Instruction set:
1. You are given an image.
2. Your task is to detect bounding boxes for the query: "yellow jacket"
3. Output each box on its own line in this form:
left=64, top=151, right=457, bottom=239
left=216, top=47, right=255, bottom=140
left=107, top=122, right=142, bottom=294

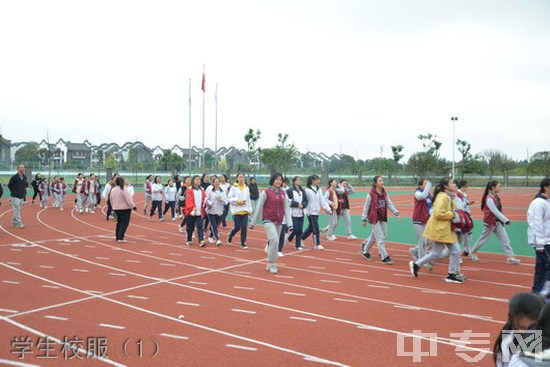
left=423, top=192, right=457, bottom=244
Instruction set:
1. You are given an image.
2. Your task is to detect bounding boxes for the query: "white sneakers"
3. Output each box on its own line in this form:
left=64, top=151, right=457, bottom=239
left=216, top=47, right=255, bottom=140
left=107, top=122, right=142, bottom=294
left=314, top=245, right=325, bottom=250
left=278, top=251, right=284, bottom=257
left=327, top=235, right=337, bottom=241
left=507, top=257, right=521, bottom=264
left=347, top=235, right=357, bottom=240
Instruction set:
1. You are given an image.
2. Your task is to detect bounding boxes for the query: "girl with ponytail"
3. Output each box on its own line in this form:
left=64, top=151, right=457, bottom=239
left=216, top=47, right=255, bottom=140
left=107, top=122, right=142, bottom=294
left=469, top=180, right=521, bottom=264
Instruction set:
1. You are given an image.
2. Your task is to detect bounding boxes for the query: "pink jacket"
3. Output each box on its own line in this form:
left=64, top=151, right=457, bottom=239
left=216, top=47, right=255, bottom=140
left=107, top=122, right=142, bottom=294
left=110, top=186, right=135, bottom=210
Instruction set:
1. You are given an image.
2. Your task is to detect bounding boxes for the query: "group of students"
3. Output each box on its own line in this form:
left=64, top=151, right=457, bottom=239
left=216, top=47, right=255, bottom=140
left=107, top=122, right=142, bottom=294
left=29, top=172, right=102, bottom=212
left=406, top=177, right=528, bottom=283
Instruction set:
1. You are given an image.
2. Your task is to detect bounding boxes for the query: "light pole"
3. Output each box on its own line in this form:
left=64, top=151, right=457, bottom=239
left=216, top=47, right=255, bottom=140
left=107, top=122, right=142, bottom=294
left=451, top=117, right=458, bottom=179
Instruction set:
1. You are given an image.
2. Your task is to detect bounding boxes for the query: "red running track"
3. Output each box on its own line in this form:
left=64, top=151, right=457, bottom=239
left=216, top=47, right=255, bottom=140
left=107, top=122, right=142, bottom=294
left=0, top=193, right=535, bottom=366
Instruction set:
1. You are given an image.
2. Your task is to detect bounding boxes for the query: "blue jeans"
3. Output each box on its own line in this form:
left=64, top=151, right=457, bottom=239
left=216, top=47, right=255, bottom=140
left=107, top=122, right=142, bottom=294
left=163, top=201, right=176, bottom=218
left=186, top=215, right=204, bottom=242
left=208, top=214, right=221, bottom=241
left=229, top=214, right=248, bottom=245
left=533, top=246, right=550, bottom=294
left=288, top=216, right=304, bottom=249
left=221, top=204, right=229, bottom=227
left=302, top=215, right=320, bottom=246
left=150, top=200, right=163, bottom=219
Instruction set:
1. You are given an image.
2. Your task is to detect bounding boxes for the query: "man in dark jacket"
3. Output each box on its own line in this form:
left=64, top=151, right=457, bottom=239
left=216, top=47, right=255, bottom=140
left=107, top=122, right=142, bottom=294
left=8, top=164, right=28, bottom=228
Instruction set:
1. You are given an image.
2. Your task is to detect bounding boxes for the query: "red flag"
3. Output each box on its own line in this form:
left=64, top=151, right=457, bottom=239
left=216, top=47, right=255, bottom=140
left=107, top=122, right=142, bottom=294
left=201, top=72, right=205, bottom=93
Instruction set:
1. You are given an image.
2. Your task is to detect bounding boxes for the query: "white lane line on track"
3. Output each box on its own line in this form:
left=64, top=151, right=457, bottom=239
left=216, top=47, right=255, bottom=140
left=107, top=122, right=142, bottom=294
left=44, top=315, right=69, bottom=321
left=109, top=273, right=127, bottom=277
left=127, top=295, right=149, bottom=300
left=231, top=309, right=257, bottom=314
left=334, top=298, right=358, bottom=303
left=289, top=316, right=317, bottom=322
left=42, top=285, right=60, bottom=289
left=283, top=292, right=306, bottom=297
left=39, top=265, right=55, bottom=269
left=0, top=308, right=19, bottom=313
left=176, top=302, right=200, bottom=307
left=233, top=286, right=254, bottom=290
left=3, top=280, right=20, bottom=284
left=226, top=344, right=258, bottom=351
left=159, top=333, right=189, bottom=340
left=99, top=323, right=126, bottom=330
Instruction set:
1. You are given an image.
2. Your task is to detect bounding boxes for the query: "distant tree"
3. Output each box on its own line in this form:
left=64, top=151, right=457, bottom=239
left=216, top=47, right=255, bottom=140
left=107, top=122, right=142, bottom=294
left=391, top=145, right=404, bottom=166
left=158, top=149, right=185, bottom=172
left=484, top=150, right=514, bottom=179
left=259, top=133, right=300, bottom=174
left=350, top=159, right=366, bottom=183
left=105, top=152, right=116, bottom=169
left=14, top=143, right=41, bottom=165
left=244, top=128, right=261, bottom=165
left=457, top=139, right=472, bottom=178
left=406, top=134, right=443, bottom=177
left=530, top=151, right=550, bottom=177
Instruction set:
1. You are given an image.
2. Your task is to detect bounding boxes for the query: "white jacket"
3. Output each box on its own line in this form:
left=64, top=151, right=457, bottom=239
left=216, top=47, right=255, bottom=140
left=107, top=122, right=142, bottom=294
left=305, top=186, right=331, bottom=216
left=205, top=187, right=228, bottom=216
left=151, top=183, right=164, bottom=201
left=164, top=185, right=177, bottom=202
left=227, top=184, right=252, bottom=215
left=527, top=194, right=550, bottom=249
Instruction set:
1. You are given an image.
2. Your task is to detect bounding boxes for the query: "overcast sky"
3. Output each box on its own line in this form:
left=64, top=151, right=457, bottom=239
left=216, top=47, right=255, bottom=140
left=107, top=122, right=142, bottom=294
left=0, top=0, right=548, bottom=162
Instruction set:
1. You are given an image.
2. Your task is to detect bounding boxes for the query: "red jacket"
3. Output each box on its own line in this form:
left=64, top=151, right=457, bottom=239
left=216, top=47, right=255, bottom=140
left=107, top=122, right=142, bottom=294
left=184, top=186, right=206, bottom=216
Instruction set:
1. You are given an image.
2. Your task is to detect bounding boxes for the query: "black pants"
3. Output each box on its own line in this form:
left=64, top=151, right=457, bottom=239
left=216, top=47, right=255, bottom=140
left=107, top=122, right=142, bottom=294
left=114, top=209, right=132, bottom=241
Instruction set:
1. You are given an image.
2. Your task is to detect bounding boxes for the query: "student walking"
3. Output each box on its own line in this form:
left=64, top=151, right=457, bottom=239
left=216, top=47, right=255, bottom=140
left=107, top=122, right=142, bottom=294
left=8, top=164, right=29, bottom=228
left=205, top=177, right=228, bottom=245
left=53, top=177, right=67, bottom=211
left=85, top=173, right=99, bottom=213
left=220, top=174, right=231, bottom=228
left=409, top=178, right=464, bottom=283
left=249, top=177, right=260, bottom=213
left=31, top=173, right=42, bottom=205
left=528, top=178, right=550, bottom=297
left=163, top=178, right=178, bottom=221
left=324, top=178, right=340, bottom=241
left=72, top=173, right=87, bottom=214
left=287, top=176, right=309, bottom=251
left=301, top=175, right=332, bottom=250
left=38, top=177, right=50, bottom=208
left=468, top=180, right=521, bottom=264
left=361, top=176, right=401, bottom=265
left=455, top=180, right=475, bottom=256
left=177, top=176, right=191, bottom=232
left=184, top=175, right=206, bottom=246
left=250, top=172, right=292, bottom=274
left=149, top=175, right=164, bottom=221
left=337, top=179, right=357, bottom=240
left=409, top=179, right=433, bottom=261
left=227, top=172, right=252, bottom=249
left=110, top=177, right=137, bottom=243
left=143, top=175, right=153, bottom=215
left=102, top=173, right=119, bottom=221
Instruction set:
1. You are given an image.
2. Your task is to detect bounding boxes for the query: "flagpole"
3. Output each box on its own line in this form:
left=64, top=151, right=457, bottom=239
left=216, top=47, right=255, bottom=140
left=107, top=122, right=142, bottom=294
left=188, top=78, right=192, bottom=175
left=201, top=64, right=205, bottom=170
left=215, top=83, right=218, bottom=170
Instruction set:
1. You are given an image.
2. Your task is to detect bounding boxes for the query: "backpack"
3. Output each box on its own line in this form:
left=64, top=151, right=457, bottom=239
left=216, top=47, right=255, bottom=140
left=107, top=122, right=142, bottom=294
left=452, top=209, right=474, bottom=233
